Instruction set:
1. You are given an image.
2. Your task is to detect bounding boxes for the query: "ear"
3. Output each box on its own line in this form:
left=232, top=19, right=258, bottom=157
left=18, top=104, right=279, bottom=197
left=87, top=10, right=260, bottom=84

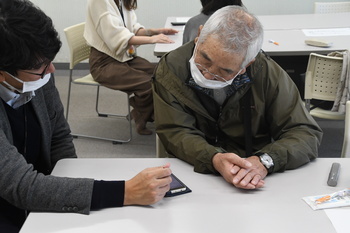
left=197, top=25, right=203, bottom=37
left=239, top=59, right=256, bottom=75
left=194, top=25, right=204, bottom=44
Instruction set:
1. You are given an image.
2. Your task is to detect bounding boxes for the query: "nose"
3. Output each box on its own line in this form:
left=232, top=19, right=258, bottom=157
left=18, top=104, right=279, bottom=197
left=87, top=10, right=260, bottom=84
left=202, top=71, right=215, bottom=80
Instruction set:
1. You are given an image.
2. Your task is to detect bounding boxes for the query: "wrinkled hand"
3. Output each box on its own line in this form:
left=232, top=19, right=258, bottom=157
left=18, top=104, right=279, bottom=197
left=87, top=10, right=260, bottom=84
left=213, top=153, right=267, bottom=189
left=124, top=163, right=172, bottom=205
left=213, top=153, right=252, bottom=185
left=151, top=34, right=174, bottom=44
left=231, top=156, right=267, bottom=189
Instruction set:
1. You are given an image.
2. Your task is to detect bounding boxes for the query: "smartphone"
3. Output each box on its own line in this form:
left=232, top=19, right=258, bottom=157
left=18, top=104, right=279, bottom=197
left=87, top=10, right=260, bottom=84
left=165, top=173, right=191, bottom=197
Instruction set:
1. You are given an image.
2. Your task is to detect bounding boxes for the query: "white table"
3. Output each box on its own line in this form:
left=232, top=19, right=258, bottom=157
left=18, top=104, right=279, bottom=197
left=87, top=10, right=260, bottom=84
left=262, top=29, right=350, bottom=56
left=154, top=13, right=350, bottom=57
left=257, top=12, right=350, bottom=30
left=20, top=158, right=350, bottom=233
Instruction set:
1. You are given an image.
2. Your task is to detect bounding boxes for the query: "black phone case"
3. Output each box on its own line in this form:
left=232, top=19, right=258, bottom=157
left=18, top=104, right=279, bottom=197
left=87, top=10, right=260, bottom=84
left=165, top=173, right=192, bottom=197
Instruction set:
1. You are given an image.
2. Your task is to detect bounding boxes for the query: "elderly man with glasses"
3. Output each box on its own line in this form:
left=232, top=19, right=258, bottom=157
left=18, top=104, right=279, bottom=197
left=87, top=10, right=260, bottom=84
left=153, top=6, right=323, bottom=189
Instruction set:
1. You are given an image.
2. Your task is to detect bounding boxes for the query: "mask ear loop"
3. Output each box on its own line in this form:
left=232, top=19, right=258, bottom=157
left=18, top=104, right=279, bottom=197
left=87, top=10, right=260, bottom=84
left=4, top=72, right=24, bottom=93
left=2, top=81, right=21, bottom=93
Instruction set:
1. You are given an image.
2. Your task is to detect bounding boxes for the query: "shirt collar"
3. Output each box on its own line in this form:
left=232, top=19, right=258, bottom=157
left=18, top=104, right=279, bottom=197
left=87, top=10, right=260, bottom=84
left=0, top=83, right=35, bottom=108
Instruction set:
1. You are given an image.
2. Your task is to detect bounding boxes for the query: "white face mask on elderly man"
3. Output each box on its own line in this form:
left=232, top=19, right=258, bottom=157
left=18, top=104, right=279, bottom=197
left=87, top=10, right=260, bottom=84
left=189, top=55, right=242, bottom=90
left=3, top=72, right=51, bottom=93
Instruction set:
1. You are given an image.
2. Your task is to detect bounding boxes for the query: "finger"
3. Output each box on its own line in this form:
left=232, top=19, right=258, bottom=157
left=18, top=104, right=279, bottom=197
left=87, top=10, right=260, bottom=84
left=256, top=180, right=265, bottom=188
left=158, top=183, right=171, bottom=192
left=230, top=165, right=240, bottom=175
left=250, top=175, right=261, bottom=186
left=162, top=163, right=171, bottom=169
left=163, top=37, right=174, bottom=43
left=167, top=30, right=178, bottom=35
left=156, top=175, right=172, bottom=187
left=232, top=169, right=249, bottom=185
left=234, top=182, right=256, bottom=189
left=227, top=155, right=252, bottom=169
left=150, top=165, right=172, bottom=179
left=239, top=172, right=253, bottom=186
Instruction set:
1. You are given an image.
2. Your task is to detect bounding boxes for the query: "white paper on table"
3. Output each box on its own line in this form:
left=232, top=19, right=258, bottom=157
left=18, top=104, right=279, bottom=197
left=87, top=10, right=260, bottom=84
left=325, top=208, right=350, bottom=233
left=302, top=192, right=350, bottom=210
left=302, top=28, right=350, bottom=37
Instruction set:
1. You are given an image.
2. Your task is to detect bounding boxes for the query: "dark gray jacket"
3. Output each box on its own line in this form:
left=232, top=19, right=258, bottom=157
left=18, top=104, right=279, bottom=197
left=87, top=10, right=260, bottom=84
left=0, top=77, right=94, bottom=214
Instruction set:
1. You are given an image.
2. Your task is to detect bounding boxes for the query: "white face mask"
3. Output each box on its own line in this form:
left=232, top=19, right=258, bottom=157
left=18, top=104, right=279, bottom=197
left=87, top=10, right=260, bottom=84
left=189, top=47, right=242, bottom=89
left=3, top=72, right=51, bottom=93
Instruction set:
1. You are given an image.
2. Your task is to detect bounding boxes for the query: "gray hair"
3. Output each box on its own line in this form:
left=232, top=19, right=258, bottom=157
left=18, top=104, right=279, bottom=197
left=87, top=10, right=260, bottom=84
left=197, top=6, right=264, bottom=68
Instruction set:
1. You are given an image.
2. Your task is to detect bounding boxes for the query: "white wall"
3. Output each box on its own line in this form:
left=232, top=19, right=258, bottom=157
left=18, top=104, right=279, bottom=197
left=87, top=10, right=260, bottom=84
left=30, top=0, right=347, bottom=64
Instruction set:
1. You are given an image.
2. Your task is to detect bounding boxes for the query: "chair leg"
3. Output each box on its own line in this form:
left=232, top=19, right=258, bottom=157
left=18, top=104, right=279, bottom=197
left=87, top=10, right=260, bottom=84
left=65, top=69, right=74, bottom=120
left=126, top=94, right=132, bottom=143
left=95, top=86, right=129, bottom=119
left=95, top=86, right=108, bottom=118
left=71, top=86, right=132, bottom=144
left=305, top=99, right=311, bottom=112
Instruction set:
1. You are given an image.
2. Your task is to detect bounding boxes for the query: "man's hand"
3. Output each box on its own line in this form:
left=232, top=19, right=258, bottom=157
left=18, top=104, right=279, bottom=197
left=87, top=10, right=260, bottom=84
left=213, top=153, right=267, bottom=189
left=231, top=156, right=267, bottom=189
left=212, top=153, right=252, bottom=185
left=124, top=163, right=172, bottom=206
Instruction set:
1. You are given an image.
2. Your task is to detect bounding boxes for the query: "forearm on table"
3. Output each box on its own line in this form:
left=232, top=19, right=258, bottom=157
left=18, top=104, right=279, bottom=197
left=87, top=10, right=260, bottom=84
left=136, top=28, right=156, bottom=36
left=128, top=35, right=154, bottom=45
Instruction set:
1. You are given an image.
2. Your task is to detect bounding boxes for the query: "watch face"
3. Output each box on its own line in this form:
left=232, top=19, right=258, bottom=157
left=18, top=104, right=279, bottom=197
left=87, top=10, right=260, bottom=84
left=260, top=154, right=273, bottom=168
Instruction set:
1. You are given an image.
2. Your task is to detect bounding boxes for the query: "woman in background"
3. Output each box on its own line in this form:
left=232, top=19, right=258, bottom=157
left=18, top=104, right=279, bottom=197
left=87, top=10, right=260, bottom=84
left=183, top=0, right=243, bottom=44
left=84, top=0, right=177, bottom=135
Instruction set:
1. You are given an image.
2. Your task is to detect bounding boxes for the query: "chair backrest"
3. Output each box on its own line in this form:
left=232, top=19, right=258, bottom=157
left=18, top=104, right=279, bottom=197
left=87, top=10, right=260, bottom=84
left=314, top=2, right=350, bottom=14
left=304, top=53, right=343, bottom=102
left=64, top=22, right=90, bottom=69
left=341, top=101, right=350, bottom=157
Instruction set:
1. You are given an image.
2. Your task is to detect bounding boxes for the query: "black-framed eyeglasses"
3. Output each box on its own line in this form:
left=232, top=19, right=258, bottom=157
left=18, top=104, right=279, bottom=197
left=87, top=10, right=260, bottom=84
left=20, top=62, right=51, bottom=79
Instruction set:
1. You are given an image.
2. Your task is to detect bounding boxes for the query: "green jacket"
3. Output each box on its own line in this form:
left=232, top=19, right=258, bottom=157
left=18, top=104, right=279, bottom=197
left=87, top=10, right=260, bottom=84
left=152, top=41, right=323, bottom=174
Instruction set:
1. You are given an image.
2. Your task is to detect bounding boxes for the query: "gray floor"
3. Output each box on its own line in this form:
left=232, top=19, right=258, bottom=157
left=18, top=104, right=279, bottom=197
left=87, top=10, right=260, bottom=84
left=54, top=69, right=344, bottom=159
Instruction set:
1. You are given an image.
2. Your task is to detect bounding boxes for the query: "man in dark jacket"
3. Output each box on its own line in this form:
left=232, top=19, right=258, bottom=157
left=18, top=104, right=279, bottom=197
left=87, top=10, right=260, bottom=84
left=153, top=6, right=322, bottom=190
left=0, top=1, right=171, bottom=232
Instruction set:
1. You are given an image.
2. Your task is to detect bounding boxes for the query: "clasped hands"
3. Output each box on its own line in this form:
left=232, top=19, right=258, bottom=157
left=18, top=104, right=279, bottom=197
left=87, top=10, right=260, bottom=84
left=213, top=153, right=268, bottom=189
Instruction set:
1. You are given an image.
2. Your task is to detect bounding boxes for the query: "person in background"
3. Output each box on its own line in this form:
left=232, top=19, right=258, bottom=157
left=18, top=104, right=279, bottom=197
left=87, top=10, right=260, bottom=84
left=84, top=0, right=178, bottom=135
left=0, top=1, right=172, bottom=232
left=182, top=0, right=243, bottom=44
left=153, top=6, right=322, bottom=190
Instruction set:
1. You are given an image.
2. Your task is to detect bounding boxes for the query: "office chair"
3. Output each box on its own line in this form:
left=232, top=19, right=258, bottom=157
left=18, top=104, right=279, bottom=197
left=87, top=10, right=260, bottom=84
left=314, top=2, right=350, bottom=14
left=341, top=101, right=350, bottom=157
left=304, top=53, right=345, bottom=120
left=64, top=22, right=132, bottom=144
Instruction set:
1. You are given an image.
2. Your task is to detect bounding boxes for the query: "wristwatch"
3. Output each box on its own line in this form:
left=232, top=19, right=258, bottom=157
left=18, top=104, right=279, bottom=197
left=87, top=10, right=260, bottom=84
left=256, top=152, right=274, bottom=174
